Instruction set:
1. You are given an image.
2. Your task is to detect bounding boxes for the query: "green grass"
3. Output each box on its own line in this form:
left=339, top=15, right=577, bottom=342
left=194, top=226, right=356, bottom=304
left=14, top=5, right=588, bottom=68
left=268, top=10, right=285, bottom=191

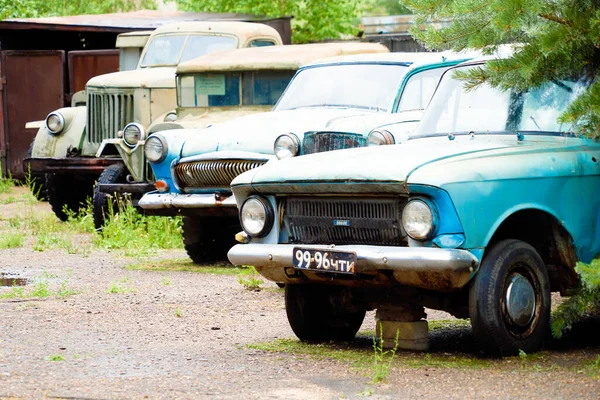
left=0, top=173, right=15, bottom=194
left=47, top=354, right=65, bottom=362
left=107, top=276, right=136, bottom=294
left=0, top=271, right=78, bottom=300
left=125, top=258, right=243, bottom=275
left=237, top=266, right=264, bottom=290
left=0, top=231, right=25, bottom=249
left=175, top=307, right=183, bottom=318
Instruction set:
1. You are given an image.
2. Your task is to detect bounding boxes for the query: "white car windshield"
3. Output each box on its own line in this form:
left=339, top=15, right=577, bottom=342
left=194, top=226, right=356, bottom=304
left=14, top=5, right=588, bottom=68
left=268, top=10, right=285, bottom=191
left=274, top=64, right=408, bottom=112
left=413, top=64, right=585, bottom=137
left=141, top=34, right=237, bottom=67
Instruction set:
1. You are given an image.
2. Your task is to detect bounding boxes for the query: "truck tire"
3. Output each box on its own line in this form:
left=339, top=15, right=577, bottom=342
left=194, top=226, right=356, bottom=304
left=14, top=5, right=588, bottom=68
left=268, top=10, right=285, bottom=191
left=182, top=216, right=238, bottom=264
left=26, top=142, right=47, bottom=201
left=285, top=284, right=366, bottom=342
left=469, top=239, right=551, bottom=357
left=92, top=164, right=127, bottom=230
left=46, top=173, right=95, bottom=221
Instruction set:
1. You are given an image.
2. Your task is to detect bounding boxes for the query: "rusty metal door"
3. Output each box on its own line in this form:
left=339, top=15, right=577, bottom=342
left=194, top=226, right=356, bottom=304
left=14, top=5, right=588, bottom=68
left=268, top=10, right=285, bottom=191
left=0, top=50, right=65, bottom=178
left=68, top=49, right=118, bottom=101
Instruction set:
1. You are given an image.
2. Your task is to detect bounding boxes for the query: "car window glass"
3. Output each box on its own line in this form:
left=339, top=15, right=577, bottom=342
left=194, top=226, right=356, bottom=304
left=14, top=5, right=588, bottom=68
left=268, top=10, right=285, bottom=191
left=179, top=35, right=237, bottom=63
left=242, top=71, right=296, bottom=105
left=141, top=35, right=187, bottom=66
left=249, top=39, right=277, bottom=47
left=275, top=64, right=408, bottom=112
left=398, top=68, right=446, bottom=112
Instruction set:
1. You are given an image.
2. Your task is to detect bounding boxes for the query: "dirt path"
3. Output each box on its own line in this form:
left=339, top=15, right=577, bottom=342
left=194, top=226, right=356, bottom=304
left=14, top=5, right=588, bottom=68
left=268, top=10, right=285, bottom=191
left=0, top=189, right=599, bottom=399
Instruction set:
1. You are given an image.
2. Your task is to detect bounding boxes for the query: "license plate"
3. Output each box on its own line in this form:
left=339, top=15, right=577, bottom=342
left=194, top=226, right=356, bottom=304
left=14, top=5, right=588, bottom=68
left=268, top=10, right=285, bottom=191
left=292, top=247, right=356, bottom=274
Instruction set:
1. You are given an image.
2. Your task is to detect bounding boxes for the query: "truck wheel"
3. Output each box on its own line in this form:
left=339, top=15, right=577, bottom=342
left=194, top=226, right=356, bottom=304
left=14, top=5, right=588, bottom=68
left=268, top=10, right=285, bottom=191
left=469, top=239, right=550, bottom=356
left=182, top=216, right=238, bottom=264
left=285, top=284, right=366, bottom=342
left=46, top=173, right=95, bottom=221
left=93, top=164, right=127, bottom=230
left=26, top=142, right=47, bottom=201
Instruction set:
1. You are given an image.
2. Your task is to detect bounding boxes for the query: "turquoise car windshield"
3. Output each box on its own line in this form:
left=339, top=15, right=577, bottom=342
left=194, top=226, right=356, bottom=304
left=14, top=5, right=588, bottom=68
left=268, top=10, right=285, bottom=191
left=275, top=64, right=408, bottom=112
left=178, top=71, right=296, bottom=107
left=413, top=65, right=586, bottom=137
left=141, top=34, right=237, bottom=67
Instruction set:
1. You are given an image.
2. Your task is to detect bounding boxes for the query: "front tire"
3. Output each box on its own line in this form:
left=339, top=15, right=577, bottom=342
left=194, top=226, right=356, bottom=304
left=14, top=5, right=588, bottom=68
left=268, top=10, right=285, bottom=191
left=46, top=173, right=96, bottom=221
left=92, top=164, right=127, bottom=230
left=469, top=239, right=551, bottom=356
left=285, top=284, right=366, bottom=342
left=182, top=216, right=238, bottom=264
left=26, top=141, right=47, bottom=201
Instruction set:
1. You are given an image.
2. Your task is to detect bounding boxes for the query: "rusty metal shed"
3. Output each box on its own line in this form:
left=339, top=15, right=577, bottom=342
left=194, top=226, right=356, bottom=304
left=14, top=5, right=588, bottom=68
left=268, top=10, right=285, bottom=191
left=0, top=10, right=292, bottom=178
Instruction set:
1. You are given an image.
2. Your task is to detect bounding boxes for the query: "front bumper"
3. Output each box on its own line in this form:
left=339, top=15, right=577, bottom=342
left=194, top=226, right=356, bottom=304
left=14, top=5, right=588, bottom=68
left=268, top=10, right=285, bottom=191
left=24, top=157, right=121, bottom=174
left=138, top=192, right=238, bottom=217
left=228, top=243, right=479, bottom=291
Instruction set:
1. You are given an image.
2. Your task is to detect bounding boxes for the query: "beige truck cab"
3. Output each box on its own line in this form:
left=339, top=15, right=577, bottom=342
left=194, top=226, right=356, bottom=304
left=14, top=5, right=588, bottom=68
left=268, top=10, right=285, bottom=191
left=24, top=21, right=283, bottom=221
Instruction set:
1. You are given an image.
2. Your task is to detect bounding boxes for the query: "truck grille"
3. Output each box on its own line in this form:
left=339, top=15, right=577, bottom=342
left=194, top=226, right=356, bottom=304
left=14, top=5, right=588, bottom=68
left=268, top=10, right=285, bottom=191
left=175, top=159, right=267, bottom=190
left=87, top=90, right=134, bottom=144
left=285, top=197, right=407, bottom=246
left=302, top=132, right=366, bottom=155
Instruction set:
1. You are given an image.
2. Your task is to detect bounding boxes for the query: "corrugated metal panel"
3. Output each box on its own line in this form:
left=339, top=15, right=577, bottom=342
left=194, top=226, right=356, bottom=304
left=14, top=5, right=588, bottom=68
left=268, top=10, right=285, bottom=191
left=1, top=50, right=65, bottom=179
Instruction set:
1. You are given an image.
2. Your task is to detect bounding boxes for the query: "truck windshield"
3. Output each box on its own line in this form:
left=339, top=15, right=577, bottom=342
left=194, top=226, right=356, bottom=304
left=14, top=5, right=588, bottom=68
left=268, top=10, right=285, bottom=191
left=274, top=64, right=408, bottom=112
left=413, top=65, right=585, bottom=137
left=178, top=71, right=296, bottom=107
left=141, top=34, right=237, bottom=67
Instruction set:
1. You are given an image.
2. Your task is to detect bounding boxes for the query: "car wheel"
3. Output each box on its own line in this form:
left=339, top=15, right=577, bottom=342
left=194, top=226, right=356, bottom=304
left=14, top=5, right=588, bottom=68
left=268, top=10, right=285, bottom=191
left=469, top=239, right=551, bottom=356
left=26, top=141, right=47, bottom=201
left=182, top=216, right=238, bottom=264
left=285, top=284, right=366, bottom=342
left=46, top=173, right=95, bottom=221
left=92, top=164, right=127, bottom=230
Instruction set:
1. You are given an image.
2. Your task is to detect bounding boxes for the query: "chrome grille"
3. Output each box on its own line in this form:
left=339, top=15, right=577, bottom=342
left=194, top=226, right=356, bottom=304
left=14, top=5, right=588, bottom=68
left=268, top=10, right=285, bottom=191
left=285, top=197, right=406, bottom=246
left=175, top=159, right=267, bottom=189
left=87, top=91, right=134, bottom=144
left=302, top=131, right=366, bottom=155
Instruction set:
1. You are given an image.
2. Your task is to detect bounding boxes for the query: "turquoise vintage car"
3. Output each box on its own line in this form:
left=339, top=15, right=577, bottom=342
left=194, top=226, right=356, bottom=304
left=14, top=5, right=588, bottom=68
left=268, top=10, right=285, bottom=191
left=227, top=60, right=600, bottom=356
left=140, top=50, right=475, bottom=263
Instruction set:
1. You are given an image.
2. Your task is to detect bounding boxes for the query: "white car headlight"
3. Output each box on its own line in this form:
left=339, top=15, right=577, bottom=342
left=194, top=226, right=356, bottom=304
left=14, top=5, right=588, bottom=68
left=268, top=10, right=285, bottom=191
left=240, top=196, right=274, bottom=237
left=402, top=199, right=435, bottom=240
left=274, top=133, right=300, bottom=160
left=123, top=123, right=146, bottom=147
left=145, top=134, right=167, bottom=163
left=367, top=129, right=395, bottom=146
left=45, top=112, right=65, bottom=135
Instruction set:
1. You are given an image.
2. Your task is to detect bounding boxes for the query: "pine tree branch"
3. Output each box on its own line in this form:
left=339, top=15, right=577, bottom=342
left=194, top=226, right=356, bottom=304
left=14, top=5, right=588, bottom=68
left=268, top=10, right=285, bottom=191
left=538, top=13, right=572, bottom=27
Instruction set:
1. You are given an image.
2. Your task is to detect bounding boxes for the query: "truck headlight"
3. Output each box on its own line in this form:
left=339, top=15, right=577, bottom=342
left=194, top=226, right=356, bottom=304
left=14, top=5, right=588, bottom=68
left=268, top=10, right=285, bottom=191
left=45, top=112, right=65, bottom=135
left=274, top=133, right=300, bottom=160
left=402, top=199, right=436, bottom=240
left=164, top=112, right=177, bottom=122
left=123, top=123, right=146, bottom=147
left=367, top=129, right=395, bottom=146
left=145, top=134, right=167, bottom=163
left=240, top=196, right=274, bottom=237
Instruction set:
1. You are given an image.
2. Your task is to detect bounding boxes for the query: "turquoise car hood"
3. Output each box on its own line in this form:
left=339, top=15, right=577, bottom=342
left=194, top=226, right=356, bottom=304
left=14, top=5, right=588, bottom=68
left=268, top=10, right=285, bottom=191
left=180, top=108, right=420, bottom=158
left=233, top=134, right=594, bottom=193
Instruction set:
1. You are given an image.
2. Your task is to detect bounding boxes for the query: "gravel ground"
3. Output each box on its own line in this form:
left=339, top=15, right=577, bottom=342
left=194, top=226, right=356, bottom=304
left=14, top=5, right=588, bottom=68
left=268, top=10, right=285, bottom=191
left=0, top=188, right=599, bottom=399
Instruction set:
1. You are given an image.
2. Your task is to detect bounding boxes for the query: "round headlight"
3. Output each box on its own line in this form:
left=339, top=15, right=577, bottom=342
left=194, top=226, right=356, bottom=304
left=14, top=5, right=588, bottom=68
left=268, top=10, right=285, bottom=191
left=402, top=199, right=435, bottom=240
left=123, top=123, right=146, bottom=147
left=45, top=112, right=65, bottom=135
left=240, top=196, right=274, bottom=237
left=274, top=133, right=300, bottom=160
left=164, top=112, right=177, bottom=122
left=145, top=135, right=167, bottom=163
left=367, top=129, right=395, bottom=146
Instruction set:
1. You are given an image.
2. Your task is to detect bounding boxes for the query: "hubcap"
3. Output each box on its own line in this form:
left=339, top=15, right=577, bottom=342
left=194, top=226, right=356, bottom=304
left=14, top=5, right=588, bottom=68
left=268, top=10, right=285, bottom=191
left=505, top=273, right=536, bottom=327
